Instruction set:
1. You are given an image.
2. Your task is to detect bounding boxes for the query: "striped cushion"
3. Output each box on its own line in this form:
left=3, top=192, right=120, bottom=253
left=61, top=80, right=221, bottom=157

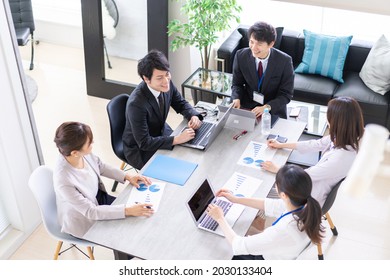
left=295, top=30, right=352, bottom=83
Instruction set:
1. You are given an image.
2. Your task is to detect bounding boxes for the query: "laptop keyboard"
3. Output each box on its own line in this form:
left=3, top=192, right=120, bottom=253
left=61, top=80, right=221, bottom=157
left=186, top=122, right=214, bottom=146
left=200, top=199, right=232, bottom=231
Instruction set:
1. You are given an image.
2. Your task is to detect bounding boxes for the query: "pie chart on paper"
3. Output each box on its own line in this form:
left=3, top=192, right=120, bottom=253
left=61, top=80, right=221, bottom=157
left=243, top=157, right=254, bottom=165
left=149, top=184, right=161, bottom=192
left=137, top=184, right=148, bottom=192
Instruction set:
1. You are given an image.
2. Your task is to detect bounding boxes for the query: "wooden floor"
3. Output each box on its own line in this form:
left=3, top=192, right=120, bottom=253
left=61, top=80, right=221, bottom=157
left=9, top=41, right=390, bottom=260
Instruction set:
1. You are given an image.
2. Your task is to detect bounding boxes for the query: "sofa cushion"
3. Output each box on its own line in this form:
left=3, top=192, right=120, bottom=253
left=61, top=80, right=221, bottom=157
left=359, top=35, right=390, bottom=95
left=293, top=73, right=338, bottom=106
left=237, top=26, right=284, bottom=50
left=295, top=30, right=352, bottom=83
left=334, top=72, right=389, bottom=127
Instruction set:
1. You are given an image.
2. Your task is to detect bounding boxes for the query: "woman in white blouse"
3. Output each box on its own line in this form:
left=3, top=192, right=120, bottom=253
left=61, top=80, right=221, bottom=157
left=261, top=96, right=365, bottom=207
left=207, top=164, right=323, bottom=260
left=53, top=121, right=154, bottom=238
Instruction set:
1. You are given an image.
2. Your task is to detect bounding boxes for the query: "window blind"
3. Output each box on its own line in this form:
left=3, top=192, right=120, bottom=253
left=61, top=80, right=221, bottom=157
left=272, top=0, right=390, bottom=16
left=0, top=201, right=10, bottom=236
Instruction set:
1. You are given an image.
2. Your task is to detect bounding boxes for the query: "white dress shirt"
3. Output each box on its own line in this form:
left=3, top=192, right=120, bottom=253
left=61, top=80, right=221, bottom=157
left=232, top=199, right=310, bottom=260
left=295, top=135, right=357, bottom=206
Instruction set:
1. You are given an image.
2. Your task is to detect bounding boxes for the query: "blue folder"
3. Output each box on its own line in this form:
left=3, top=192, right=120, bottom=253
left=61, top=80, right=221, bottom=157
left=143, top=154, right=198, bottom=186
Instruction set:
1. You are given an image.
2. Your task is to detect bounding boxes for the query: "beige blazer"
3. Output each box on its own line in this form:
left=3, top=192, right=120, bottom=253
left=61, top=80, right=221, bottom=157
left=53, top=153, right=126, bottom=238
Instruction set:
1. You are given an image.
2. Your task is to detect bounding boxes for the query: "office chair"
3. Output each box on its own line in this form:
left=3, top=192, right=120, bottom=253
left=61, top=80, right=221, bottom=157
left=8, top=0, right=35, bottom=70
left=28, top=165, right=96, bottom=260
left=106, top=93, right=137, bottom=192
left=102, top=0, right=119, bottom=69
left=316, top=178, right=345, bottom=260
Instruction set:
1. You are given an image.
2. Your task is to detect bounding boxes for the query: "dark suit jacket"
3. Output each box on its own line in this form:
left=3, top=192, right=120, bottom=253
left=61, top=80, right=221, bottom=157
left=231, top=48, right=294, bottom=119
left=123, top=81, right=201, bottom=170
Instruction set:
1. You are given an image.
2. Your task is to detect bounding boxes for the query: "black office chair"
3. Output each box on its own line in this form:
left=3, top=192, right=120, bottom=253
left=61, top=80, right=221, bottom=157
left=317, top=178, right=345, bottom=260
left=102, top=0, right=119, bottom=69
left=106, top=93, right=137, bottom=192
left=8, top=0, right=35, bottom=70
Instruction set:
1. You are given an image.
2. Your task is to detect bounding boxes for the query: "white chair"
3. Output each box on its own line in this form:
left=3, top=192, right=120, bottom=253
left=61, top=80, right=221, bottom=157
left=28, top=165, right=96, bottom=260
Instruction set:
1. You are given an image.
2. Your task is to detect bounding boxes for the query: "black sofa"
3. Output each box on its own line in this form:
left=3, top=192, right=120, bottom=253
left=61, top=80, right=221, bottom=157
left=217, top=25, right=390, bottom=130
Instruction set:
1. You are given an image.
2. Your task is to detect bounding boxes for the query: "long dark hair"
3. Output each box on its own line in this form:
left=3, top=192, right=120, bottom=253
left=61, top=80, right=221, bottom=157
left=54, top=122, right=93, bottom=156
left=275, top=164, right=324, bottom=244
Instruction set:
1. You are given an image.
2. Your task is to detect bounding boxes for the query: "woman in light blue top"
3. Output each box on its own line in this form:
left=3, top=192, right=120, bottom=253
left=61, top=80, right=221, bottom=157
left=207, top=164, right=323, bottom=260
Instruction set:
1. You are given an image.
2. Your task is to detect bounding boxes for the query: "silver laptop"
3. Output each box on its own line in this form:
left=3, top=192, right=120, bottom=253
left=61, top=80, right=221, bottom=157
left=219, top=106, right=279, bottom=131
left=180, top=104, right=233, bottom=150
left=186, top=178, right=244, bottom=236
left=226, top=108, right=259, bottom=131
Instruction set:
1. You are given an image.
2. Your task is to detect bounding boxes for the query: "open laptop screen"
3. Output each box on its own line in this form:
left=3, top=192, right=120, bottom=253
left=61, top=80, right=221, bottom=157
left=188, top=180, right=214, bottom=221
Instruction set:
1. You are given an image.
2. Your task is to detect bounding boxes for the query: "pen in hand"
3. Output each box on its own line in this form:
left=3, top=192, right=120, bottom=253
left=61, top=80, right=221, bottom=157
left=135, top=202, right=152, bottom=209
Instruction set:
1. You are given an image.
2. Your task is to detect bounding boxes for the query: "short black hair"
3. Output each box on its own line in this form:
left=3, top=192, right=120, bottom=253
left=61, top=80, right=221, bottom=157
left=248, top=21, right=276, bottom=44
left=137, top=50, right=170, bottom=81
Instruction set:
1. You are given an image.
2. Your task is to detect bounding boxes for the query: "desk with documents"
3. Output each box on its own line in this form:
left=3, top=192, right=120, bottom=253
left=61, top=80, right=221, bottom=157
left=83, top=114, right=306, bottom=260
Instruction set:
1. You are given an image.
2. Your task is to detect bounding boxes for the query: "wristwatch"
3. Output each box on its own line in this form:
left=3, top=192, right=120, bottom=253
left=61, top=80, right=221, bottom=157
left=264, top=104, right=271, bottom=111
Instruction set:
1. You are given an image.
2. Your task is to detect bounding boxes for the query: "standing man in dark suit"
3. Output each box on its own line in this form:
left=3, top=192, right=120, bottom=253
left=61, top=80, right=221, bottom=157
left=231, top=21, right=294, bottom=119
left=123, top=50, right=203, bottom=170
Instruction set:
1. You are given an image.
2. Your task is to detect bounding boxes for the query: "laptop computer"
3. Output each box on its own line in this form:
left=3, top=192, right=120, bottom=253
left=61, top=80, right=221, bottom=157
left=186, top=178, right=244, bottom=236
left=219, top=106, right=279, bottom=131
left=180, top=104, right=233, bottom=150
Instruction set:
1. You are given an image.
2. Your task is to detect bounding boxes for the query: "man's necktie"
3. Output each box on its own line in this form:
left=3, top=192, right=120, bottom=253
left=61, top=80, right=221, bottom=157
left=258, top=60, right=263, bottom=78
left=158, top=93, right=165, bottom=116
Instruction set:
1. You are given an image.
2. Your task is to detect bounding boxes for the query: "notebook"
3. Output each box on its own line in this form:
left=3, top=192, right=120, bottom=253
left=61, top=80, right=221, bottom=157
left=180, top=104, right=233, bottom=150
left=186, top=178, right=244, bottom=236
left=219, top=106, right=279, bottom=131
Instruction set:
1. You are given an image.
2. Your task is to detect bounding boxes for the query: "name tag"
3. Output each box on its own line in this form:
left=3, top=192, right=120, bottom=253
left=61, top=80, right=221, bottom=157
left=253, top=91, right=264, bottom=104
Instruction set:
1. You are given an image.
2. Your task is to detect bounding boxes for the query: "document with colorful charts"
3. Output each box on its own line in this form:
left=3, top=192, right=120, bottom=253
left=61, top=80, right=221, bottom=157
left=219, top=172, right=263, bottom=223
left=126, top=181, right=166, bottom=212
left=237, top=140, right=276, bottom=169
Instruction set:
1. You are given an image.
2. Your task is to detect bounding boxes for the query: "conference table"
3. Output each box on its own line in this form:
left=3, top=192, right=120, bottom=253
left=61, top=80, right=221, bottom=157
left=83, top=110, right=306, bottom=260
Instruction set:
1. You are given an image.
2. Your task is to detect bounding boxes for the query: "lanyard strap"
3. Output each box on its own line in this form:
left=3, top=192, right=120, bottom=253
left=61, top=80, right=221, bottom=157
left=272, top=205, right=304, bottom=226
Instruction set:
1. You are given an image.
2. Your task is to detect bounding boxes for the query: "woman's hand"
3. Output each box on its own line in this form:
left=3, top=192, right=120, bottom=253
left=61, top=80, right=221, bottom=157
left=267, top=138, right=283, bottom=149
left=125, top=203, right=154, bottom=217
left=206, top=204, right=224, bottom=222
left=215, top=189, right=237, bottom=203
left=260, top=160, right=280, bottom=174
left=126, top=174, right=152, bottom=188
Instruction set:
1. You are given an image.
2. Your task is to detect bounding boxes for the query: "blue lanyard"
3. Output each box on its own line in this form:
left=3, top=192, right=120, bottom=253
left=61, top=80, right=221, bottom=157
left=257, top=69, right=266, bottom=92
left=272, top=205, right=304, bottom=226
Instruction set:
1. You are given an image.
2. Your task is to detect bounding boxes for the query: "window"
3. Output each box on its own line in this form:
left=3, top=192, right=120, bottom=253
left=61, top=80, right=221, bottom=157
left=0, top=201, right=10, bottom=237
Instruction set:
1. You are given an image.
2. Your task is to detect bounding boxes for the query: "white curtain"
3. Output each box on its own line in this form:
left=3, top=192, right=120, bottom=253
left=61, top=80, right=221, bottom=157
left=0, top=202, right=9, bottom=236
left=272, top=0, right=390, bottom=16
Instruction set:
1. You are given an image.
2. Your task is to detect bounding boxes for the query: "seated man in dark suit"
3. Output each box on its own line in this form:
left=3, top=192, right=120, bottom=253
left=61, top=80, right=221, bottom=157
left=232, top=21, right=294, bottom=119
left=123, top=50, right=203, bottom=170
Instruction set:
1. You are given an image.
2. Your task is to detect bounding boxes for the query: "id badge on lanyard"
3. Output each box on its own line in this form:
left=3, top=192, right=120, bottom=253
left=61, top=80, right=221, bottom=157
left=253, top=91, right=264, bottom=104
left=254, top=68, right=265, bottom=104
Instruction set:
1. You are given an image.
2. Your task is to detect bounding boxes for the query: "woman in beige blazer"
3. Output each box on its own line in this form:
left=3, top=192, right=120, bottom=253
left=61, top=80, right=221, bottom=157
left=53, top=121, right=153, bottom=238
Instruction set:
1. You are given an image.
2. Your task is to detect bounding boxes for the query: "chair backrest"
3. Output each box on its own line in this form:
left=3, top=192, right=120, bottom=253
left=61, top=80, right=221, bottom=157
left=28, top=166, right=63, bottom=237
left=106, top=93, right=129, bottom=163
left=8, top=0, right=35, bottom=32
left=322, top=178, right=345, bottom=214
left=103, top=0, right=119, bottom=28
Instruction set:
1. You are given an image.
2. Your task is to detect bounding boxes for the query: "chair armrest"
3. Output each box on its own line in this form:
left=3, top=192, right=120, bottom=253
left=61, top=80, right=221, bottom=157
left=217, top=29, right=244, bottom=73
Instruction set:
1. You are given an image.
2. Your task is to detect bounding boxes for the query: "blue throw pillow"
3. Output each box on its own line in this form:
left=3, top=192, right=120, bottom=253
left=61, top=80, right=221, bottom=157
left=295, top=30, right=353, bottom=83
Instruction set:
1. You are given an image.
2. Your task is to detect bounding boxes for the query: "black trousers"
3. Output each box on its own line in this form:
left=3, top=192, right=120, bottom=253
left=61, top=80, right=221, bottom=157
left=232, top=254, right=265, bottom=260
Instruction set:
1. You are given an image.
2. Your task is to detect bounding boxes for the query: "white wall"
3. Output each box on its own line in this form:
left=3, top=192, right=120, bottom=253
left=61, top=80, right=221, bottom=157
left=0, top=1, right=42, bottom=259
left=32, top=0, right=148, bottom=59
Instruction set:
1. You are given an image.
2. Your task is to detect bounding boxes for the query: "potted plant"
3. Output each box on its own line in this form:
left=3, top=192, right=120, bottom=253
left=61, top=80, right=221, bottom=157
left=168, top=0, right=241, bottom=103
